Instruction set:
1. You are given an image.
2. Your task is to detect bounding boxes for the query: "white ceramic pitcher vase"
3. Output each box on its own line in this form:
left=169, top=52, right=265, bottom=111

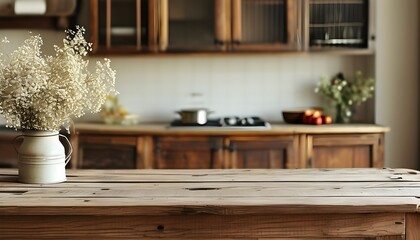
left=15, top=130, right=72, bottom=184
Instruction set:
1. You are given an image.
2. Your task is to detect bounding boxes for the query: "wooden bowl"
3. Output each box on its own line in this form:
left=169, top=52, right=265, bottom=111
left=282, top=110, right=305, bottom=124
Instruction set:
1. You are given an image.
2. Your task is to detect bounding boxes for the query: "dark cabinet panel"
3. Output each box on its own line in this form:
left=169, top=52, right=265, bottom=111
left=154, top=136, right=223, bottom=169
left=162, top=0, right=226, bottom=52
left=80, top=144, right=136, bottom=169
left=0, top=130, right=20, bottom=168
left=226, top=136, right=298, bottom=169
left=77, top=135, right=138, bottom=169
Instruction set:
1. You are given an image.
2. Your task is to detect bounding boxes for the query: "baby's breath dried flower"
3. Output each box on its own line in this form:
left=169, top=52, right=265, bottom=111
left=0, top=26, right=117, bottom=131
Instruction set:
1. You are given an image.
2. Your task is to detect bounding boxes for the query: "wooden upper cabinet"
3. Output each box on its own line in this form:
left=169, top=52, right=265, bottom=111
left=226, top=136, right=298, bottom=169
left=231, top=0, right=301, bottom=51
left=154, top=136, right=224, bottom=169
left=158, top=0, right=301, bottom=52
left=305, top=134, right=384, bottom=168
left=158, top=0, right=230, bottom=52
left=90, top=0, right=159, bottom=53
left=85, top=0, right=376, bottom=54
left=304, top=0, right=374, bottom=51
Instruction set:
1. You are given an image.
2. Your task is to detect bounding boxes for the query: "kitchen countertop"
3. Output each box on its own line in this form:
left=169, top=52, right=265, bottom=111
left=72, top=122, right=390, bottom=135
left=0, top=168, right=418, bottom=239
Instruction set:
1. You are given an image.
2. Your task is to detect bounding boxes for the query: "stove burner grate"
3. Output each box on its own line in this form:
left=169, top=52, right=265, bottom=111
left=169, top=117, right=270, bottom=128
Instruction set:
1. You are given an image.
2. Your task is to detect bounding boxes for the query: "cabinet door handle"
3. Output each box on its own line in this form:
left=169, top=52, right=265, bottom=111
left=228, top=143, right=236, bottom=152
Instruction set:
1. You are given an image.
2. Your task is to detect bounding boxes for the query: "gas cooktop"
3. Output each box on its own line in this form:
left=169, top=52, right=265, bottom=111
left=168, top=117, right=271, bottom=129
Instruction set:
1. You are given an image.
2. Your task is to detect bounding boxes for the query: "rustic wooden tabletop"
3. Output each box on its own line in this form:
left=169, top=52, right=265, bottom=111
left=0, top=168, right=419, bottom=239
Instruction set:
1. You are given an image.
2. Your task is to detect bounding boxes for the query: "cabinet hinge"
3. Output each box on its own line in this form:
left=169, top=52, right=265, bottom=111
left=214, top=39, right=225, bottom=46
left=154, top=142, right=160, bottom=153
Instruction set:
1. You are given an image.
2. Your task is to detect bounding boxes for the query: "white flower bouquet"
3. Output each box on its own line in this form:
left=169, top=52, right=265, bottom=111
left=0, top=26, right=117, bottom=131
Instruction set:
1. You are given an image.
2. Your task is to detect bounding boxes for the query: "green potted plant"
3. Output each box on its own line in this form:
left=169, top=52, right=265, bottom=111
left=315, top=71, right=375, bottom=123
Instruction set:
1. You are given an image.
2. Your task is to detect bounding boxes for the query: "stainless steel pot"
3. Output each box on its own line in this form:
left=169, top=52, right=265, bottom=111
left=176, top=108, right=213, bottom=125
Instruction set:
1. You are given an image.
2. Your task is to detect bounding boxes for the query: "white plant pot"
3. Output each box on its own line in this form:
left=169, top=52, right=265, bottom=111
left=16, top=130, right=72, bottom=184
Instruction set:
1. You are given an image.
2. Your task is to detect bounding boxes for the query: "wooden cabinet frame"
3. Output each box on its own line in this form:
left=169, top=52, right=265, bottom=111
left=224, top=135, right=299, bottom=168
left=85, top=0, right=378, bottom=54
left=158, top=0, right=301, bottom=52
left=71, top=134, right=153, bottom=169
left=303, top=133, right=384, bottom=168
left=153, top=136, right=224, bottom=169
left=89, top=0, right=159, bottom=53
left=231, top=0, right=301, bottom=51
left=302, top=0, right=376, bottom=52
left=157, top=0, right=231, bottom=52
left=88, top=0, right=302, bottom=54
left=71, top=132, right=385, bottom=169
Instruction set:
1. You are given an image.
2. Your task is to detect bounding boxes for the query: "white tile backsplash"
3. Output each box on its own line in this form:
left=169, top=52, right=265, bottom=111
left=93, top=54, right=373, bottom=123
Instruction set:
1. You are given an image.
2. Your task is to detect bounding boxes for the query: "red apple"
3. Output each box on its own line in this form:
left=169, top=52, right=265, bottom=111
left=312, top=110, right=322, bottom=118
left=312, top=117, right=323, bottom=125
left=322, top=115, right=333, bottom=124
left=303, top=109, right=314, bottom=117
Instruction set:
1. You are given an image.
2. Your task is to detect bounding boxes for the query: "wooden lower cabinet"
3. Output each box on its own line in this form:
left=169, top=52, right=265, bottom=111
left=72, top=132, right=385, bottom=169
left=154, top=136, right=224, bottom=169
left=225, top=136, right=299, bottom=169
left=305, top=134, right=384, bottom=168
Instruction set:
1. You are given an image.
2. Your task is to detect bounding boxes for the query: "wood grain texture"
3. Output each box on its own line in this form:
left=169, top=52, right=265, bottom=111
left=158, top=0, right=168, bottom=51
left=406, top=213, right=420, bottom=240
left=226, top=136, right=297, bottom=169
left=0, top=213, right=405, bottom=239
left=231, top=0, right=242, bottom=43
left=73, top=123, right=389, bottom=136
left=1, top=168, right=419, bottom=182
left=154, top=136, right=223, bottom=169
left=0, top=168, right=419, bottom=239
left=307, top=134, right=383, bottom=168
left=214, top=0, right=230, bottom=46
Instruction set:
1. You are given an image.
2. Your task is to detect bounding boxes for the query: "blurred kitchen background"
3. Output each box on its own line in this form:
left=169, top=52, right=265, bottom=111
left=0, top=0, right=418, bottom=169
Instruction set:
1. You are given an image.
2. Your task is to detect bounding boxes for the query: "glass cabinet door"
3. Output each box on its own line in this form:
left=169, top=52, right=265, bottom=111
left=91, top=0, right=157, bottom=53
left=158, top=0, right=230, bottom=52
left=307, top=0, right=370, bottom=49
left=231, top=0, right=301, bottom=51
